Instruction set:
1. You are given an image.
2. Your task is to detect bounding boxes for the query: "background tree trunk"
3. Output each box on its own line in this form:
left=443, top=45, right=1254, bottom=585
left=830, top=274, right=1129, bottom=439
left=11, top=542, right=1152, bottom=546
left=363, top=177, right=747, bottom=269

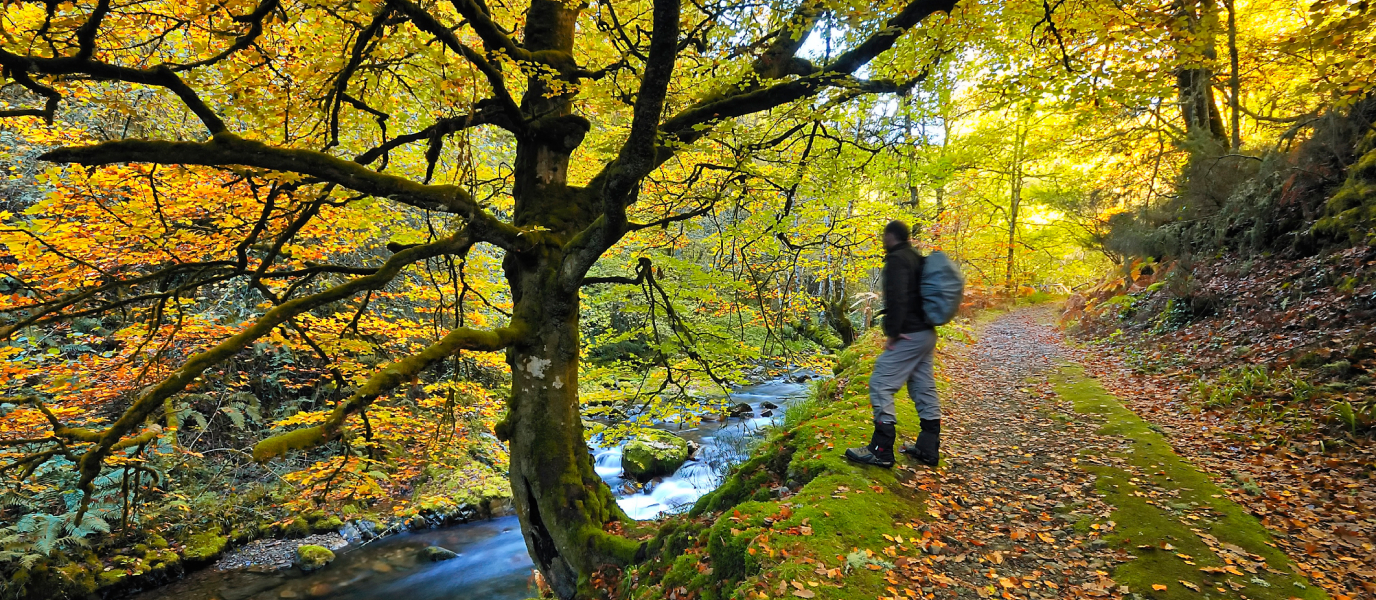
left=1226, top=0, right=1242, bottom=151
left=1174, top=0, right=1229, bottom=142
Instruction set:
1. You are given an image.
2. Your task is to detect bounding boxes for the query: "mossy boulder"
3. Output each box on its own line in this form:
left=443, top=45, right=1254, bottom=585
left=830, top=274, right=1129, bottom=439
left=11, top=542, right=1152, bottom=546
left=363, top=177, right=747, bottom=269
left=311, top=515, right=345, bottom=532
left=295, top=545, right=335, bottom=571
left=97, top=568, right=128, bottom=587
left=621, top=429, right=690, bottom=482
left=180, top=531, right=228, bottom=563
left=283, top=516, right=311, bottom=538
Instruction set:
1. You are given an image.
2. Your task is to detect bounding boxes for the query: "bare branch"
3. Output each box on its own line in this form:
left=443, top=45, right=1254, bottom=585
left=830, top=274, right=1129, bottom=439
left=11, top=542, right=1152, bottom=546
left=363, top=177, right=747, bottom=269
left=387, top=0, right=524, bottom=127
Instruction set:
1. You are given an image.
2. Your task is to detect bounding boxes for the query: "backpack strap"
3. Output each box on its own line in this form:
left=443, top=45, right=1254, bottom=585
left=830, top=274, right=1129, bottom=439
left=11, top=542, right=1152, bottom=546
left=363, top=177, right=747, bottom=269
left=909, top=247, right=926, bottom=324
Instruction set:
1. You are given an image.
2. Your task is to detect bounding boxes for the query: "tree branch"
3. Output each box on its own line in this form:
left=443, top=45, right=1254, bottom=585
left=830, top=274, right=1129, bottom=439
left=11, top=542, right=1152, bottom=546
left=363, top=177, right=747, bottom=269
left=353, top=101, right=515, bottom=165
left=251, top=320, right=528, bottom=461
left=38, top=132, right=526, bottom=250
left=387, top=0, right=524, bottom=127
left=171, top=0, right=281, bottom=71
left=0, top=51, right=227, bottom=134
left=59, top=231, right=478, bottom=521
left=581, top=256, right=652, bottom=286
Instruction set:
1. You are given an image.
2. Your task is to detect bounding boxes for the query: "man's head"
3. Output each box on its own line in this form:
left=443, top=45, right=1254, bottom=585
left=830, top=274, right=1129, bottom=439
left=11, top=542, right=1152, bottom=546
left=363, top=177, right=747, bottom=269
left=882, top=220, right=910, bottom=250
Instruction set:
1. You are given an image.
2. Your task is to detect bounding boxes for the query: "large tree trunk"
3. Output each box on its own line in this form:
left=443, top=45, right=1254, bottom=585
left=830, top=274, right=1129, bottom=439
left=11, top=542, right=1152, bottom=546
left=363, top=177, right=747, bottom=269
left=497, top=2, right=637, bottom=597
left=502, top=251, right=635, bottom=598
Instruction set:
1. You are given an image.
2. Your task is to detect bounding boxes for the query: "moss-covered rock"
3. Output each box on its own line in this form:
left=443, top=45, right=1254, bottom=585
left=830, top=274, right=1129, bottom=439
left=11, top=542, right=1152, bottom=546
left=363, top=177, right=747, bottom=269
left=311, top=515, right=344, bottom=532
left=419, top=545, right=458, bottom=561
left=142, top=547, right=180, bottom=573
left=97, top=568, right=128, bottom=587
left=295, top=545, right=335, bottom=571
left=180, top=530, right=229, bottom=563
left=621, top=429, right=690, bottom=482
left=626, top=333, right=934, bottom=600
left=284, top=516, right=311, bottom=538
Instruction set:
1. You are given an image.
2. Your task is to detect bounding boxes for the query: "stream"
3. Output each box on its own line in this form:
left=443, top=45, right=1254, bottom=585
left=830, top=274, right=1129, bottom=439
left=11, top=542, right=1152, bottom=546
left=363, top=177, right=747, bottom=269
left=132, top=375, right=811, bottom=600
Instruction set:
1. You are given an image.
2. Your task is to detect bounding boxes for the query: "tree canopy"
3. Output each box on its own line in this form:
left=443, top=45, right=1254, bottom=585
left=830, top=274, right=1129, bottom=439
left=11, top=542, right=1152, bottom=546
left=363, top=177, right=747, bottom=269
left=2, top=0, right=1373, bottom=597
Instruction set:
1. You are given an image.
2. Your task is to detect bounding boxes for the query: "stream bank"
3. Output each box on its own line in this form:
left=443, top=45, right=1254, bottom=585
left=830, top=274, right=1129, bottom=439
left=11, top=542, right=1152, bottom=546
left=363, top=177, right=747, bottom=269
left=109, top=374, right=813, bottom=600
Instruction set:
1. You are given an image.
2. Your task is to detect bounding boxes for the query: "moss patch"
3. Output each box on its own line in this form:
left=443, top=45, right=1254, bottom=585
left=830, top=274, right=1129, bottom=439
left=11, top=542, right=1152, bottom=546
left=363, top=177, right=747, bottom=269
left=622, top=429, right=691, bottom=482
left=1050, top=365, right=1327, bottom=600
left=180, top=530, right=229, bottom=563
left=295, top=544, right=335, bottom=571
left=626, top=334, right=934, bottom=600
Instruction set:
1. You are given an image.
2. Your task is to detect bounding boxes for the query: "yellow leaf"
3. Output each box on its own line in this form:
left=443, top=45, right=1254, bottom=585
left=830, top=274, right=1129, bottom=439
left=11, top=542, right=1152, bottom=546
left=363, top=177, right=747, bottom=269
left=1152, top=584, right=1168, bottom=591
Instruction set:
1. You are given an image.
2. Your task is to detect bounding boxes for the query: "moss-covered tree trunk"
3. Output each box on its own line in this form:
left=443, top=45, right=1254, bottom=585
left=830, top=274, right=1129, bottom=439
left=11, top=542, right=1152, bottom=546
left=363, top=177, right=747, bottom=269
left=502, top=256, right=635, bottom=598
left=496, top=2, right=638, bottom=597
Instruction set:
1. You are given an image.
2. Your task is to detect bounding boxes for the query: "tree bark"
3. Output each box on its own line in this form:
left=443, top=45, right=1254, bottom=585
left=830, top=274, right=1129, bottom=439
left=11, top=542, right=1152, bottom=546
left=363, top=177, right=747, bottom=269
left=502, top=251, right=636, bottom=598
left=1174, top=0, right=1228, bottom=142
left=496, top=2, right=640, bottom=596
left=1226, top=0, right=1241, bottom=151
left=1005, top=105, right=1028, bottom=294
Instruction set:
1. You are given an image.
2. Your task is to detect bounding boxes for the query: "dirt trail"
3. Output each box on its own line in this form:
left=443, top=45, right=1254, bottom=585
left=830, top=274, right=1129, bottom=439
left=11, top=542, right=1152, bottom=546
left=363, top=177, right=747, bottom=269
left=893, top=308, right=1128, bottom=598
left=890, top=308, right=1326, bottom=599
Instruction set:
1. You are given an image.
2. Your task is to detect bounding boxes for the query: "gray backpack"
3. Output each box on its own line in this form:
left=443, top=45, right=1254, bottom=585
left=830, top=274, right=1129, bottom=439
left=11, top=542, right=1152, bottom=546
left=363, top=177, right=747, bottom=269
left=920, top=251, right=964, bottom=325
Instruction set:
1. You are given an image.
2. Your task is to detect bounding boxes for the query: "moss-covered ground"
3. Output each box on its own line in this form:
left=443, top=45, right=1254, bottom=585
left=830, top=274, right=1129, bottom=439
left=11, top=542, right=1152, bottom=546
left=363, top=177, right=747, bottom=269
left=1049, top=364, right=1327, bottom=600
left=618, top=312, right=1327, bottom=600
left=619, top=335, right=936, bottom=600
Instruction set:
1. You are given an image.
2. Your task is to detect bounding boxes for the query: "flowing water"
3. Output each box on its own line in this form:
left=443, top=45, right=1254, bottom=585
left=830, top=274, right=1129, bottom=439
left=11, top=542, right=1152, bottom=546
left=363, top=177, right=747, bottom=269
left=132, top=375, right=811, bottom=600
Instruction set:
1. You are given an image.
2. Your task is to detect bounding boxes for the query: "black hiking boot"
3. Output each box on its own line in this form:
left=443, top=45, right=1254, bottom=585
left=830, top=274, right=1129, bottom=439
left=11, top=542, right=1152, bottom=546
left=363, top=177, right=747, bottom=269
left=845, top=446, right=895, bottom=467
left=900, top=419, right=941, bottom=466
left=846, top=422, right=896, bottom=468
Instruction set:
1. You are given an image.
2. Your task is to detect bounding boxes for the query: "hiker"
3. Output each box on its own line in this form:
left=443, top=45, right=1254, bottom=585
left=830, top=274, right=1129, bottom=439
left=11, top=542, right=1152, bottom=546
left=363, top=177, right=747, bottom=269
left=845, top=220, right=943, bottom=468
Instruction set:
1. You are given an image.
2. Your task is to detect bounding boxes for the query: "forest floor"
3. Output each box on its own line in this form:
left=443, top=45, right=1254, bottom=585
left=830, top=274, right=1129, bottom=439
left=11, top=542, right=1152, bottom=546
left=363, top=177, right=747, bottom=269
left=906, top=307, right=1324, bottom=600
left=631, top=306, right=1346, bottom=600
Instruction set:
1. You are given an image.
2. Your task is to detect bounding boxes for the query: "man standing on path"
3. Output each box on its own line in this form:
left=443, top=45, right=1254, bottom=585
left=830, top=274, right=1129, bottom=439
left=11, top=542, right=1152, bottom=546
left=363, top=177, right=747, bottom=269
left=845, top=220, right=942, bottom=468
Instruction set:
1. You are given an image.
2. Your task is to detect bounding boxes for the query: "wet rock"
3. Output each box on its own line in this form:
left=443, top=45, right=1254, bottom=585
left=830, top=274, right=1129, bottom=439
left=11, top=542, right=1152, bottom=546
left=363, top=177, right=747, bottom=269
left=338, top=522, right=364, bottom=545
left=622, top=429, right=691, bottom=482
left=727, top=403, right=754, bottom=417
left=419, top=545, right=458, bottom=562
left=760, top=410, right=773, bottom=417
left=295, top=545, right=335, bottom=571
left=760, top=401, right=778, bottom=410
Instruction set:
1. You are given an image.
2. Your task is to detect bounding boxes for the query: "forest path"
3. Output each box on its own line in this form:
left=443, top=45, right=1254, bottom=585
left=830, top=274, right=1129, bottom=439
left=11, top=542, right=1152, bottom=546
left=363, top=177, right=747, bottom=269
left=891, top=307, right=1326, bottom=600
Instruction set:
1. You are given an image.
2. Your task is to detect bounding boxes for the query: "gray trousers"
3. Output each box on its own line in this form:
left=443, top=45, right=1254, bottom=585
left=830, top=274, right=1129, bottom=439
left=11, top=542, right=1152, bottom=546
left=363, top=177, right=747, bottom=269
left=868, top=330, right=940, bottom=425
